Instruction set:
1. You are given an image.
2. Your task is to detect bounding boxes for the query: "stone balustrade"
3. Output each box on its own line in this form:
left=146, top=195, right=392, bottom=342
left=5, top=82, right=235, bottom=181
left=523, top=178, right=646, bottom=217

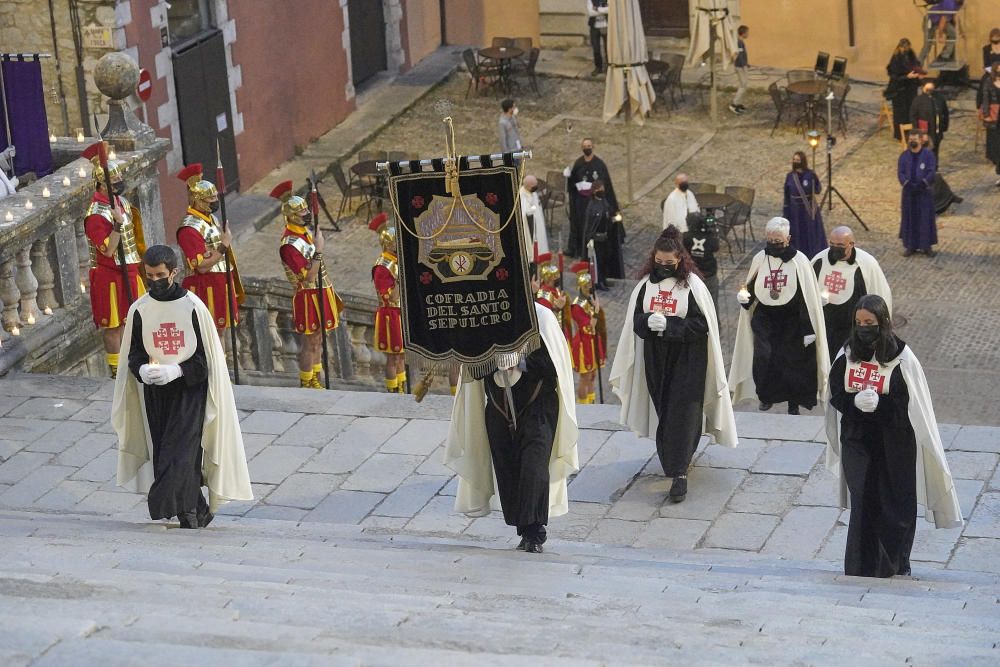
left=0, top=139, right=169, bottom=375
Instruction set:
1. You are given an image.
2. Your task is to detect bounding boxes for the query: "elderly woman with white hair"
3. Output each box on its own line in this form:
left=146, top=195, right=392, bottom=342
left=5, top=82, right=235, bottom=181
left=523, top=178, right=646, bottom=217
left=729, top=217, right=829, bottom=415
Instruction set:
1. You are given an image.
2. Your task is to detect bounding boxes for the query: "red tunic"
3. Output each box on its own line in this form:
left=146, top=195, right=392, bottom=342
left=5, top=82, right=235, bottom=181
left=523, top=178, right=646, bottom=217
left=372, top=253, right=404, bottom=354
left=84, top=192, right=145, bottom=328
left=279, top=226, right=340, bottom=335
left=177, top=208, right=239, bottom=329
left=535, top=285, right=571, bottom=341
left=570, top=299, right=606, bottom=373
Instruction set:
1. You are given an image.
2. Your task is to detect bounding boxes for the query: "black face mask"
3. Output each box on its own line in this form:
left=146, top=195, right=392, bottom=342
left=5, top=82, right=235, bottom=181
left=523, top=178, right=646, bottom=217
left=908, top=140, right=920, bottom=150
left=678, top=182, right=689, bottom=192
left=209, top=201, right=220, bottom=213
left=792, top=161, right=802, bottom=170
left=301, top=213, right=313, bottom=226
left=651, top=264, right=676, bottom=282
left=147, top=277, right=172, bottom=299
left=529, top=187, right=538, bottom=193
left=582, top=148, right=593, bottom=157
left=111, top=182, right=126, bottom=196
left=764, top=242, right=786, bottom=257
left=828, top=246, right=847, bottom=263
left=856, top=325, right=880, bottom=345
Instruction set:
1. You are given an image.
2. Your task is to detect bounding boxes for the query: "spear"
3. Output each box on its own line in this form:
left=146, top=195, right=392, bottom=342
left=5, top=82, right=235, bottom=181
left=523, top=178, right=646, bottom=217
left=215, top=137, right=240, bottom=385
left=83, top=136, right=132, bottom=307
left=308, top=169, right=331, bottom=390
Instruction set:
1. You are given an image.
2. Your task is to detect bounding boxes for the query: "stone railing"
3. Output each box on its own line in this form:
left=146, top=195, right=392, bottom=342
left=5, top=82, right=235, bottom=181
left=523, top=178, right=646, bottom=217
left=0, top=139, right=169, bottom=375
left=235, top=276, right=385, bottom=389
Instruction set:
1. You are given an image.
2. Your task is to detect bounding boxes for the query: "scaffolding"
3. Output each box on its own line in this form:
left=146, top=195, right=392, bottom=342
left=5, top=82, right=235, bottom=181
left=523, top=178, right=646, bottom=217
left=918, top=1, right=966, bottom=72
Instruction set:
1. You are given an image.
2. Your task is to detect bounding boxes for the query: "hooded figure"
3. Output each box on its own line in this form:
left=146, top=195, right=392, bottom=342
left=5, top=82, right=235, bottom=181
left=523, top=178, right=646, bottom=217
left=610, top=226, right=737, bottom=503
left=825, top=294, right=961, bottom=578
left=730, top=217, right=829, bottom=415
left=445, top=302, right=579, bottom=553
left=113, top=245, right=252, bottom=528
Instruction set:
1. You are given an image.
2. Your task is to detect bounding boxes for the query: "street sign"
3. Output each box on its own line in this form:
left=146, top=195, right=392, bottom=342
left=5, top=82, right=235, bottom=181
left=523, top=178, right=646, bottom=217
left=137, top=68, right=153, bottom=102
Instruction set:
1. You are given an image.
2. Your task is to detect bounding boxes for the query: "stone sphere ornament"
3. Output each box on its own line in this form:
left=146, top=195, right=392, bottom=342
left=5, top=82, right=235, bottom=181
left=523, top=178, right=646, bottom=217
left=94, top=52, right=140, bottom=101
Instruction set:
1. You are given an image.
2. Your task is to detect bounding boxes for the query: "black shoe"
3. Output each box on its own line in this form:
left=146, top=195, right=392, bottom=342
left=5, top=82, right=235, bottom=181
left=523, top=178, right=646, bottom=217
left=591, top=68, right=602, bottom=76
left=787, top=403, right=800, bottom=416
left=758, top=401, right=773, bottom=411
left=525, top=540, right=544, bottom=554
left=728, top=103, right=740, bottom=114
left=177, top=511, right=199, bottom=529
left=903, top=248, right=915, bottom=257
left=952, top=195, right=963, bottom=203
left=669, top=476, right=687, bottom=503
left=925, top=248, right=937, bottom=258
left=595, top=283, right=609, bottom=292
left=516, top=537, right=527, bottom=551
left=736, top=104, right=748, bottom=112
left=198, top=510, right=214, bottom=528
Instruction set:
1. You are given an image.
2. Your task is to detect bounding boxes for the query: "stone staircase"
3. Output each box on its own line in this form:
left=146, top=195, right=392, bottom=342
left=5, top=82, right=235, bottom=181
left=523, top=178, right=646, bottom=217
left=3, top=509, right=998, bottom=665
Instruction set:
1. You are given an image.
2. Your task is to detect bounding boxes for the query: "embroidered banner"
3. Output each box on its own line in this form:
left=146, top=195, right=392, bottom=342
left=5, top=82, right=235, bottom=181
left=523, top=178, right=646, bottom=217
left=387, top=159, right=537, bottom=372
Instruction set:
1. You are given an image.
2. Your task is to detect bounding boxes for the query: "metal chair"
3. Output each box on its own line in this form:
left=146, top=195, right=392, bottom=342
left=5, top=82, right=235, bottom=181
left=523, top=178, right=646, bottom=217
left=663, top=53, right=686, bottom=108
left=387, top=151, right=409, bottom=163
left=358, top=150, right=387, bottom=163
left=512, top=37, right=532, bottom=61
left=787, top=69, right=817, bottom=84
left=688, top=182, right=717, bottom=195
left=331, top=161, right=372, bottom=226
left=491, top=37, right=514, bottom=49
left=513, top=47, right=540, bottom=94
left=723, top=186, right=756, bottom=251
left=463, top=48, right=498, bottom=98
left=768, top=81, right=793, bottom=136
left=829, top=80, right=850, bottom=135
left=544, top=170, right=568, bottom=231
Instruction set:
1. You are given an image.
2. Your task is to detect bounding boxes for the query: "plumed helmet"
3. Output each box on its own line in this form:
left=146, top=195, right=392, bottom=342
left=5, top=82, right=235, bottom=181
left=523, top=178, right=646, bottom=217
left=176, top=163, right=218, bottom=202
left=537, top=252, right=559, bottom=283
left=571, top=260, right=592, bottom=290
left=269, top=180, right=309, bottom=221
left=368, top=212, right=396, bottom=251
left=80, top=141, right=123, bottom=188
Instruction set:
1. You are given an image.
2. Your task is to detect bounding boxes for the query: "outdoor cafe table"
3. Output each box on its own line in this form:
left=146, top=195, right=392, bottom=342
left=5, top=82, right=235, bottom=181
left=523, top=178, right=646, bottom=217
left=479, top=45, right=525, bottom=95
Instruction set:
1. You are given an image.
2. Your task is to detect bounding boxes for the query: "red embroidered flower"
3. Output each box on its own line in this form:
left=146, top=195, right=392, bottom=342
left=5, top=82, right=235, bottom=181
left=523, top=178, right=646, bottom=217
left=419, top=271, right=433, bottom=285
left=411, top=195, right=425, bottom=210
left=495, top=268, right=509, bottom=281
left=484, top=192, right=498, bottom=206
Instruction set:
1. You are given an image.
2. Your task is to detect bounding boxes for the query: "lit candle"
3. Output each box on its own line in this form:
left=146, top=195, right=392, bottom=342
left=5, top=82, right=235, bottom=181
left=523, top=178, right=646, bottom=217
left=49, top=133, right=57, bottom=143
left=79, top=281, right=87, bottom=294
left=26, top=313, right=35, bottom=325
left=25, top=200, right=33, bottom=210
left=11, top=326, right=20, bottom=336
left=62, top=176, right=71, bottom=186
left=108, top=149, right=117, bottom=161
left=42, top=187, right=51, bottom=198
left=43, top=307, right=52, bottom=315
left=76, top=131, right=85, bottom=143
left=3, top=211, right=12, bottom=223
left=78, top=167, right=86, bottom=178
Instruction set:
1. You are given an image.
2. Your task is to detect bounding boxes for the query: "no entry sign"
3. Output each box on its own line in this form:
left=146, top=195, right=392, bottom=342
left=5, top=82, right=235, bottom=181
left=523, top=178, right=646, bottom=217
left=137, top=68, right=153, bottom=102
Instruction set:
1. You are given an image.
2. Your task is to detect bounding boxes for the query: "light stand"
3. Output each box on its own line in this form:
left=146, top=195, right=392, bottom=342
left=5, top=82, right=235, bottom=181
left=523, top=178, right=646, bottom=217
left=807, top=130, right=821, bottom=171
left=818, top=87, right=869, bottom=230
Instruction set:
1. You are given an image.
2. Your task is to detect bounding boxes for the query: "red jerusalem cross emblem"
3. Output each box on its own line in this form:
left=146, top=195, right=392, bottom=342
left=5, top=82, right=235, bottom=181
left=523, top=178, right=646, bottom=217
left=763, top=269, right=788, bottom=293
left=824, top=270, right=847, bottom=295
left=152, top=322, right=185, bottom=356
left=650, top=290, right=677, bottom=314
left=848, top=361, right=885, bottom=393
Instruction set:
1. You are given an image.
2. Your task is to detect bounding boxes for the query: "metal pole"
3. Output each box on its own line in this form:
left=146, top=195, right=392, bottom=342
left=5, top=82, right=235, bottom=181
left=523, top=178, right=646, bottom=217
left=0, top=61, right=12, bottom=180
left=309, top=170, right=331, bottom=390
left=624, top=65, right=633, bottom=204
left=376, top=150, right=533, bottom=172
left=215, top=137, right=241, bottom=385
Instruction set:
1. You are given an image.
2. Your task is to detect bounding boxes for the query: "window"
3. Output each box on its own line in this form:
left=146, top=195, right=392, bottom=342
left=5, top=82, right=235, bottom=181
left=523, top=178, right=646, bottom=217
left=167, top=0, right=214, bottom=44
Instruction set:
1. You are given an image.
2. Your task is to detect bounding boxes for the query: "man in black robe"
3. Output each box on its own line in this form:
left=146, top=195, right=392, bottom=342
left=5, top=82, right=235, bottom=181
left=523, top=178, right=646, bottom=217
left=583, top=180, right=625, bottom=289
left=566, top=138, right=618, bottom=258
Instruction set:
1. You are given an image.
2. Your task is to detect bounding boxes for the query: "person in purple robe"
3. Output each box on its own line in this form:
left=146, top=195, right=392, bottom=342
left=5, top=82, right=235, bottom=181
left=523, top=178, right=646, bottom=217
left=898, top=130, right=938, bottom=258
left=782, top=151, right=826, bottom=259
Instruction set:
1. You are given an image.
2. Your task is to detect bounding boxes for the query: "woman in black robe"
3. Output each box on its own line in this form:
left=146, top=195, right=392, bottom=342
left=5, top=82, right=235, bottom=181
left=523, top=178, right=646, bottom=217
left=583, top=180, right=625, bottom=289
left=828, top=295, right=917, bottom=577
left=885, top=39, right=923, bottom=141
left=631, top=227, right=708, bottom=502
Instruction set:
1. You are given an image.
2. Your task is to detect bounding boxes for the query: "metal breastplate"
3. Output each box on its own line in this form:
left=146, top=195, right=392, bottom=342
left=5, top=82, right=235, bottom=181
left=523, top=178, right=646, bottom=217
left=375, top=255, right=399, bottom=306
left=87, top=198, right=140, bottom=268
left=182, top=213, right=228, bottom=274
left=281, top=235, right=331, bottom=289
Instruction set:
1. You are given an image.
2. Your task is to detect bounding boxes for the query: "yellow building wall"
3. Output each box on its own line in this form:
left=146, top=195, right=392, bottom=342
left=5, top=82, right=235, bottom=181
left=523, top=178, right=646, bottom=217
left=444, top=0, right=541, bottom=48
left=740, top=1, right=1000, bottom=82
left=404, top=0, right=443, bottom=66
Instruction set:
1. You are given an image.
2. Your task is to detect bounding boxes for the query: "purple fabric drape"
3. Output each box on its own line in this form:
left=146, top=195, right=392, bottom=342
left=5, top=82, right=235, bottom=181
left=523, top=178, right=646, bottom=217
left=0, top=56, right=54, bottom=178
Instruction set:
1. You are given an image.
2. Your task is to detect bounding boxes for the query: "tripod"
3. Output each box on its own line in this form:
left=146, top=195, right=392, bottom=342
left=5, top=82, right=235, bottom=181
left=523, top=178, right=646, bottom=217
left=818, top=86, right=869, bottom=230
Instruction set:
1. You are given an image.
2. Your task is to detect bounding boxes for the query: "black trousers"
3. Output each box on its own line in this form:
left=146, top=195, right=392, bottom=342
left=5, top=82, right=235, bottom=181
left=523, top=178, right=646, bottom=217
left=841, top=421, right=918, bottom=578
left=589, top=25, right=606, bottom=69
left=485, top=386, right=558, bottom=541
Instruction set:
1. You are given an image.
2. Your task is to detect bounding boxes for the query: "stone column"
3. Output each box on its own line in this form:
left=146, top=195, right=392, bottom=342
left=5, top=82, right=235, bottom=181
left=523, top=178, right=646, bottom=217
left=14, top=246, right=40, bottom=325
left=31, top=237, right=58, bottom=314
left=0, top=260, right=21, bottom=332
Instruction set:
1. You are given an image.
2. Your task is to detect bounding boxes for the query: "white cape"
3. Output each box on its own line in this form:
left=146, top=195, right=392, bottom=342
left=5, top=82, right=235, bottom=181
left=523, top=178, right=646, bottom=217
left=729, top=250, right=830, bottom=405
left=113, top=291, right=253, bottom=513
left=824, top=345, right=962, bottom=529
left=811, top=247, right=893, bottom=314
left=610, top=273, right=737, bottom=447
left=519, top=188, right=549, bottom=257
left=445, top=303, right=579, bottom=518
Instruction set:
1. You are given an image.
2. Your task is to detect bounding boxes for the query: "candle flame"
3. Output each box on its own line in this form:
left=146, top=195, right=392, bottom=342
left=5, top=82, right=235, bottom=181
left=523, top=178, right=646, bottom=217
left=25, top=200, right=33, bottom=210
left=62, top=176, right=71, bottom=186
left=78, top=167, right=86, bottom=178
left=80, top=282, right=87, bottom=294
left=26, top=314, right=36, bottom=325
left=3, top=211, right=12, bottom=222
left=11, top=326, right=20, bottom=336
left=42, top=187, right=51, bottom=198
left=76, top=131, right=85, bottom=143
left=50, top=134, right=57, bottom=143
left=43, top=307, right=52, bottom=315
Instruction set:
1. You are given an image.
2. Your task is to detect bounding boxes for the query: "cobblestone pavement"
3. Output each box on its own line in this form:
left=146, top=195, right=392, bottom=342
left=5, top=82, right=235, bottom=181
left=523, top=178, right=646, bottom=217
left=232, top=70, right=1000, bottom=426
left=2, top=375, right=999, bottom=577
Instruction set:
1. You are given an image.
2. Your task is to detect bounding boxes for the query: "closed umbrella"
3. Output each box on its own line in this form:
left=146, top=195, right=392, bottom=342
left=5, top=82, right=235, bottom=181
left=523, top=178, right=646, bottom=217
left=687, top=0, right=738, bottom=123
left=602, top=0, right=655, bottom=204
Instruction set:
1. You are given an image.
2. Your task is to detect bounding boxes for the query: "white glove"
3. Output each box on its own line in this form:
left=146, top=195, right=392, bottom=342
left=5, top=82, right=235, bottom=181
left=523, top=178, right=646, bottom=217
left=493, top=368, right=522, bottom=387
left=147, top=363, right=183, bottom=385
left=562, top=166, right=572, bottom=178
left=803, top=334, right=816, bottom=347
left=736, top=290, right=751, bottom=305
left=647, top=312, right=668, bottom=332
left=138, top=364, right=155, bottom=384
left=820, top=292, right=830, bottom=306
left=854, top=389, right=879, bottom=413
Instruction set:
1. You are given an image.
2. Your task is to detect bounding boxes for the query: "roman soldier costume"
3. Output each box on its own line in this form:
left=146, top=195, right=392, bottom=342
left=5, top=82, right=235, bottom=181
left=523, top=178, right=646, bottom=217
left=82, top=142, right=146, bottom=377
left=369, top=212, right=406, bottom=392
left=534, top=253, right=570, bottom=340
left=271, top=180, right=344, bottom=388
left=569, top=260, right=607, bottom=403
left=175, top=163, right=244, bottom=329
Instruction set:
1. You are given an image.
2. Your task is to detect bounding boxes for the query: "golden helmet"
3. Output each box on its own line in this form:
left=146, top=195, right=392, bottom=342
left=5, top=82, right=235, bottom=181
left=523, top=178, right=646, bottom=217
left=368, top=212, right=396, bottom=252
left=176, top=163, right=218, bottom=202
left=80, top=141, right=123, bottom=188
left=572, top=260, right=593, bottom=291
left=269, top=180, right=309, bottom=221
left=537, top=252, right=560, bottom=284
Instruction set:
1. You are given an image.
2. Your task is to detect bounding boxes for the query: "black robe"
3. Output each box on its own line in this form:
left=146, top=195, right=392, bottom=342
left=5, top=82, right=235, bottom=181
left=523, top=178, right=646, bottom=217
left=813, top=254, right=866, bottom=363
left=483, top=344, right=558, bottom=541
left=127, top=282, right=210, bottom=522
left=566, top=155, right=618, bottom=257
left=583, top=195, right=625, bottom=281
left=744, top=247, right=818, bottom=408
left=829, top=340, right=916, bottom=578
left=633, top=288, right=709, bottom=477
left=885, top=51, right=921, bottom=140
